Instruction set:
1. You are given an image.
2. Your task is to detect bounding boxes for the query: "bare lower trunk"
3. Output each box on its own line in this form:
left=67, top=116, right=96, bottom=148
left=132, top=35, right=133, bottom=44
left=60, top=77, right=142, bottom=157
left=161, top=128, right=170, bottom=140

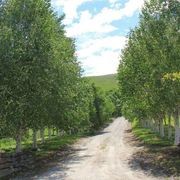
left=48, top=128, right=51, bottom=139
left=175, top=126, right=180, bottom=145
left=160, top=119, right=164, bottom=137
left=151, top=119, right=155, bottom=132
left=140, top=119, right=143, bottom=127
left=142, top=120, right=146, bottom=128
left=155, top=120, right=159, bottom=133
left=40, top=128, right=45, bottom=143
left=15, top=133, right=22, bottom=153
left=144, top=120, right=148, bottom=128
left=32, top=130, right=37, bottom=149
left=145, top=120, right=148, bottom=128
left=150, top=120, right=154, bottom=131
left=168, top=115, right=172, bottom=140
left=174, top=111, right=180, bottom=146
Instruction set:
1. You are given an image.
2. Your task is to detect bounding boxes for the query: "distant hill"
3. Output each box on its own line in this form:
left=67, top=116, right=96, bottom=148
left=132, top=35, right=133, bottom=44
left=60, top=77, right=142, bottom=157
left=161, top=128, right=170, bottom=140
left=87, top=74, right=118, bottom=91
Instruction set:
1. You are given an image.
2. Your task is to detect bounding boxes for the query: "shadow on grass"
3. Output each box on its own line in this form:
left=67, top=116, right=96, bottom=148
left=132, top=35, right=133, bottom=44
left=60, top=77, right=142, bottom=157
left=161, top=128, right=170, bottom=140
left=8, top=135, right=82, bottom=179
left=126, top=124, right=180, bottom=177
left=15, top=144, right=91, bottom=180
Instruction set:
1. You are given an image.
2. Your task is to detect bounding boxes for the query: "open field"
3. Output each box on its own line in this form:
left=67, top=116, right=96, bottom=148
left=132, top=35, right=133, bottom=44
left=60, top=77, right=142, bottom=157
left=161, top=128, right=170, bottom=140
left=87, top=74, right=118, bottom=91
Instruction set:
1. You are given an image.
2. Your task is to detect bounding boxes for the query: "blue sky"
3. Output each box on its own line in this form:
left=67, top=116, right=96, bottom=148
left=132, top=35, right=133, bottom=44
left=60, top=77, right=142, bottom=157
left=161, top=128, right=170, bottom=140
left=51, top=0, right=145, bottom=76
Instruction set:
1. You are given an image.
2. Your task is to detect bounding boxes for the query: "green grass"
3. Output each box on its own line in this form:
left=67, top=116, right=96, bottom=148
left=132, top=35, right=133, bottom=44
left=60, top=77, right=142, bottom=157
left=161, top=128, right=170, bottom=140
left=132, top=120, right=173, bottom=146
left=131, top=120, right=180, bottom=176
left=0, top=130, right=79, bottom=154
left=34, top=135, right=79, bottom=157
left=0, top=137, right=36, bottom=153
left=87, top=74, right=118, bottom=91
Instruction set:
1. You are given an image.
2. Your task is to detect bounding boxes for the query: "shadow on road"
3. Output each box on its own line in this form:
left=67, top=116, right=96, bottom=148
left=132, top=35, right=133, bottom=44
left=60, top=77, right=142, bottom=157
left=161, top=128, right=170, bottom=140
left=124, top=129, right=180, bottom=178
left=13, top=146, right=91, bottom=180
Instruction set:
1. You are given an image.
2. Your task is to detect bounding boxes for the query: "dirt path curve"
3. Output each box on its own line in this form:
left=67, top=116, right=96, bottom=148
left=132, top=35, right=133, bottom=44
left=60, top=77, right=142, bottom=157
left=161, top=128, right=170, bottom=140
left=32, top=117, right=158, bottom=180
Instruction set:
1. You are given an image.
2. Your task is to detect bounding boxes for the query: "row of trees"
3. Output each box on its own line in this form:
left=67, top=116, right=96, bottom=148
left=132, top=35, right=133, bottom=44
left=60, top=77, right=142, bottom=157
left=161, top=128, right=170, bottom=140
left=0, top=0, right=115, bottom=153
left=118, top=0, right=180, bottom=145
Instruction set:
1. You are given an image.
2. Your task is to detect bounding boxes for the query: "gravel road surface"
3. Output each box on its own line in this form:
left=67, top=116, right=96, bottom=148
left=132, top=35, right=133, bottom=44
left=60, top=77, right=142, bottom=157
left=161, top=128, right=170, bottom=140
left=29, top=117, right=158, bottom=180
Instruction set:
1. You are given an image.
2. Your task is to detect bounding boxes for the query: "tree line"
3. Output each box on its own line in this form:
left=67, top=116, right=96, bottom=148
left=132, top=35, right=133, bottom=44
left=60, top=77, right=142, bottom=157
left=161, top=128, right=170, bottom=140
left=0, top=0, right=115, bottom=153
left=118, top=0, right=180, bottom=145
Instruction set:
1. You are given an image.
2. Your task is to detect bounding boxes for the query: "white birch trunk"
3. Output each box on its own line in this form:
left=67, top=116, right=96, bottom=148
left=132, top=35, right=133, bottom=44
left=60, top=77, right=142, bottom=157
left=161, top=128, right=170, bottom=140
left=140, top=120, right=143, bottom=127
left=174, top=112, right=180, bottom=146
left=142, top=120, right=146, bottom=128
left=15, top=133, right=22, bottom=153
left=155, top=121, right=159, bottom=133
left=146, top=120, right=150, bottom=128
left=168, top=115, right=172, bottom=140
left=160, top=119, right=165, bottom=137
left=151, top=119, right=155, bottom=132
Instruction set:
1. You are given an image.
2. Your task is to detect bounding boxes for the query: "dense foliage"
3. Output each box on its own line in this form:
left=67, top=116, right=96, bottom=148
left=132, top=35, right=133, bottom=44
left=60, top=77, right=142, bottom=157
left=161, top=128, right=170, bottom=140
left=118, top=0, right=180, bottom=145
left=0, top=0, right=114, bottom=153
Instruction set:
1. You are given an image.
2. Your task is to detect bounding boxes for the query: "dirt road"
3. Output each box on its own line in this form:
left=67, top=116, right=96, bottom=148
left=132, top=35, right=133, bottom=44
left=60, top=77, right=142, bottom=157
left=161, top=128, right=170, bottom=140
left=28, top=117, right=159, bottom=180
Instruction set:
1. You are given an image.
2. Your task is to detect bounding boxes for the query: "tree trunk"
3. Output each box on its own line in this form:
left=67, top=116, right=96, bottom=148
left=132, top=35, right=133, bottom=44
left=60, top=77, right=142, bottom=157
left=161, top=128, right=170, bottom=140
left=151, top=119, right=155, bottom=132
left=40, top=128, right=45, bottom=143
left=149, top=120, right=152, bottom=129
left=147, top=120, right=149, bottom=128
left=48, top=128, right=51, bottom=139
left=142, top=120, right=146, bottom=128
left=32, top=129, right=37, bottom=150
left=174, top=111, right=180, bottom=146
left=168, top=115, right=172, bottom=140
left=140, top=119, right=143, bottom=127
left=160, top=119, right=165, bottom=137
left=154, top=120, right=159, bottom=133
left=15, top=133, right=22, bottom=153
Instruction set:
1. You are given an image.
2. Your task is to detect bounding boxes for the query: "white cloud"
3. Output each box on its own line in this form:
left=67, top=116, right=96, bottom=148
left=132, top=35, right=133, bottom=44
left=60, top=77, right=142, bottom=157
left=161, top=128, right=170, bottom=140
left=82, top=50, right=121, bottom=76
left=52, top=0, right=145, bottom=76
left=77, top=36, right=127, bottom=59
left=108, top=0, right=122, bottom=8
left=78, top=35, right=127, bottom=76
left=121, top=0, right=145, bottom=17
left=66, top=10, right=117, bottom=37
left=66, top=0, right=145, bottom=37
left=109, top=0, right=119, bottom=3
left=51, top=0, right=92, bottom=24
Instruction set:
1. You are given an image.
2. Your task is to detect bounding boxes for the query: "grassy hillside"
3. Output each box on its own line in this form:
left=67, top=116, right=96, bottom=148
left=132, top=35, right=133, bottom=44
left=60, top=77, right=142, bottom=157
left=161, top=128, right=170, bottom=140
left=87, top=74, right=118, bottom=91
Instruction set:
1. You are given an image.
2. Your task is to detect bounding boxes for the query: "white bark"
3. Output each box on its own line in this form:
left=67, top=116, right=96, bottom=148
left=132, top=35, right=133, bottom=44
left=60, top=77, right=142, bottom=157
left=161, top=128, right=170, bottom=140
left=140, top=120, right=143, bottom=127
left=155, top=121, right=159, bottom=133
left=151, top=119, right=155, bottom=132
left=174, top=112, right=180, bottom=146
left=40, top=128, right=45, bottom=143
left=142, top=120, right=146, bottom=128
left=160, top=120, right=165, bottom=137
left=15, top=133, right=22, bottom=153
left=147, top=120, right=152, bottom=129
left=32, top=130, right=37, bottom=149
left=145, top=120, right=148, bottom=128
left=168, top=116, right=172, bottom=140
